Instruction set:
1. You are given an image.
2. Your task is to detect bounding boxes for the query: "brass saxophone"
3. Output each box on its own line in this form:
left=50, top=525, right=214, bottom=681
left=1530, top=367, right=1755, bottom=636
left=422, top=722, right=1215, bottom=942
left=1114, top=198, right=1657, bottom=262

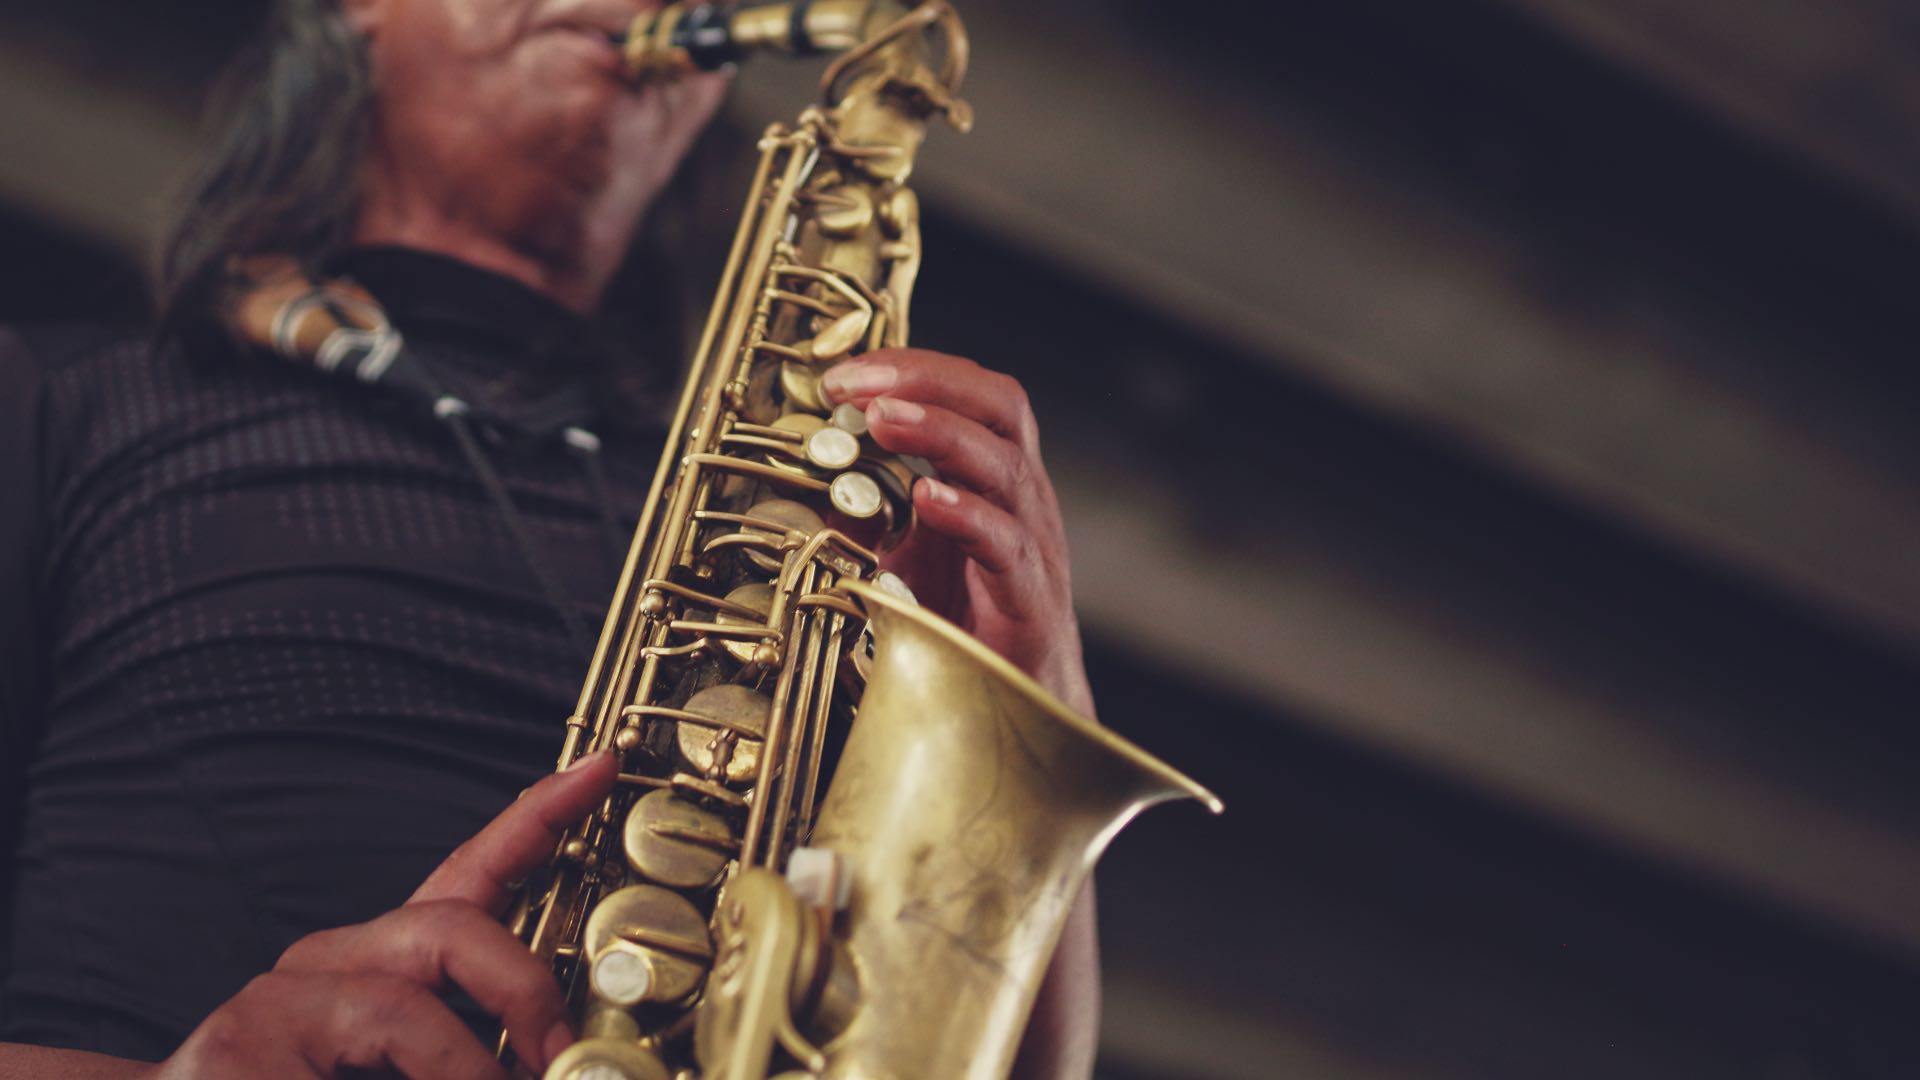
left=506, top=4, right=1221, bottom=1077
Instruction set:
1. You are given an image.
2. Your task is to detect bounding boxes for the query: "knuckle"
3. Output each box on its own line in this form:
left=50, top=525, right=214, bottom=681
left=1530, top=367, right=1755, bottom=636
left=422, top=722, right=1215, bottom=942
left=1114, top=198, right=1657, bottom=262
left=194, top=995, right=254, bottom=1056
left=355, top=972, right=431, bottom=1026
left=409, top=895, right=476, bottom=923
left=993, top=370, right=1029, bottom=411
left=276, top=926, right=340, bottom=971
left=1004, top=448, right=1037, bottom=496
left=1018, top=530, right=1045, bottom=572
left=402, top=896, right=486, bottom=943
left=503, top=971, right=563, bottom=1024
left=994, top=374, right=1041, bottom=448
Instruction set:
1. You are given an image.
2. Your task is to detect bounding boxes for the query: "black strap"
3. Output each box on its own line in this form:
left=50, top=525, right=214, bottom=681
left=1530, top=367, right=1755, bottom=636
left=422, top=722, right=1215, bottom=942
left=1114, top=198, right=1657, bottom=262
left=564, top=426, right=628, bottom=573
left=437, top=397, right=596, bottom=659
left=789, top=0, right=819, bottom=54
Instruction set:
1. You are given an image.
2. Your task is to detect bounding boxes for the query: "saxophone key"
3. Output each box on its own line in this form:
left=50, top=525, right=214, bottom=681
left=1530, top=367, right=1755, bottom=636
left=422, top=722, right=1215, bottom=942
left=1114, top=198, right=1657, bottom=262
left=804, top=425, right=860, bottom=470
left=828, top=471, right=882, bottom=519
left=780, top=360, right=827, bottom=413
left=677, top=683, right=771, bottom=783
left=808, top=307, right=872, bottom=362
left=713, top=583, right=774, bottom=663
left=830, top=401, right=867, bottom=436
left=764, top=414, right=825, bottom=477
left=583, top=885, right=714, bottom=1006
left=624, top=787, right=736, bottom=889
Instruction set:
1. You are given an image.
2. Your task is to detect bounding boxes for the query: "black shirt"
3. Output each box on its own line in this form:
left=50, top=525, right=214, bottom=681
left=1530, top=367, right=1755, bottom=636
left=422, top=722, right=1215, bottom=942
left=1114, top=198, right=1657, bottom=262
left=0, top=249, right=662, bottom=1060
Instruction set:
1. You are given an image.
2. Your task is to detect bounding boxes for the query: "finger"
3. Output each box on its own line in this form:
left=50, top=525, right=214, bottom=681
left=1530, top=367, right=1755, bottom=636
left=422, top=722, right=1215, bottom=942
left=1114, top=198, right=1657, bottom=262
left=912, top=476, right=1062, bottom=624
left=863, top=396, right=1046, bottom=517
left=412, top=751, right=616, bottom=912
left=182, top=971, right=506, bottom=1080
left=313, top=973, right=508, bottom=1080
left=820, top=349, right=1038, bottom=452
left=278, top=902, right=572, bottom=1075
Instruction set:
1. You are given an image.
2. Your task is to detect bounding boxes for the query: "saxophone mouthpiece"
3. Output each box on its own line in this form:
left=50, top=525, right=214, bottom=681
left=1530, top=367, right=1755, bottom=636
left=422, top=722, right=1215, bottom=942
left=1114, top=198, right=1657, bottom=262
left=619, top=3, right=744, bottom=83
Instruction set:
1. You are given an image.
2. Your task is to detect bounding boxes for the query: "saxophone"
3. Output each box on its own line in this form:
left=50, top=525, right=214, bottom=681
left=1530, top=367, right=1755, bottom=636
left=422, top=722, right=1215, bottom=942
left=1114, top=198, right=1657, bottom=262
left=507, top=5, right=1221, bottom=1077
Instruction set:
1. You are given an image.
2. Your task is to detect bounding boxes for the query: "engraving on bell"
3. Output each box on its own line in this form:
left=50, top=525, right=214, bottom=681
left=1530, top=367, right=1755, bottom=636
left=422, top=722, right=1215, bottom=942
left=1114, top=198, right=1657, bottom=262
left=830, top=471, right=884, bottom=519
left=806, top=426, right=862, bottom=470
left=624, top=787, right=734, bottom=889
left=677, top=683, right=771, bottom=782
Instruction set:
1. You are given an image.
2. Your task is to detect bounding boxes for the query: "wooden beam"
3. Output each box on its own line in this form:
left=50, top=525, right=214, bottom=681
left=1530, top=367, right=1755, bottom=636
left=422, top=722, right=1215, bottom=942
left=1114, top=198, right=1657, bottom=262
left=1489, top=0, right=1920, bottom=226
left=0, top=44, right=194, bottom=251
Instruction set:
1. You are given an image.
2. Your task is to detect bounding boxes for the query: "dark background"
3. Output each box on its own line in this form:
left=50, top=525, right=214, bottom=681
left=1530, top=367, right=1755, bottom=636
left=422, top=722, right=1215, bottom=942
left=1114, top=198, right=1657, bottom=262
left=5, top=1, right=1920, bottom=1077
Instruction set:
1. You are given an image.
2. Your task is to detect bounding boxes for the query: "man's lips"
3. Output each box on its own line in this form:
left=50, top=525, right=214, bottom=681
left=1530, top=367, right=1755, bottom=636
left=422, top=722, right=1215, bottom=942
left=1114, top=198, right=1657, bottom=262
left=542, top=23, right=629, bottom=77
left=541, top=0, right=656, bottom=42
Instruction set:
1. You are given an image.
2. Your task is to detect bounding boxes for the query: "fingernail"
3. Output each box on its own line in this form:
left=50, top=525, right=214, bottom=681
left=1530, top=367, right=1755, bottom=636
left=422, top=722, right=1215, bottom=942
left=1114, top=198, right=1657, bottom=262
left=872, top=397, right=924, bottom=424
left=922, top=477, right=961, bottom=506
left=544, top=1019, right=575, bottom=1068
left=822, top=363, right=897, bottom=401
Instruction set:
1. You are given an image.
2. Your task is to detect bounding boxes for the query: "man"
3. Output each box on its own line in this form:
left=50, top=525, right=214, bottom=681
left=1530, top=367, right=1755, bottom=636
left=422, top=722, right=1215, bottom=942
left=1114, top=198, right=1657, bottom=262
left=0, top=0, right=1098, bottom=1076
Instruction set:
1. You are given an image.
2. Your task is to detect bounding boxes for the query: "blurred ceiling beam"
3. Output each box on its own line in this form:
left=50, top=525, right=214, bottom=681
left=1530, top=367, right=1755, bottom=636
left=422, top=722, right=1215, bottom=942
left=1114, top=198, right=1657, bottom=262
left=1058, top=457, right=1920, bottom=959
left=0, top=44, right=192, bottom=252
left=1491, top=0, right=1920, bottom=227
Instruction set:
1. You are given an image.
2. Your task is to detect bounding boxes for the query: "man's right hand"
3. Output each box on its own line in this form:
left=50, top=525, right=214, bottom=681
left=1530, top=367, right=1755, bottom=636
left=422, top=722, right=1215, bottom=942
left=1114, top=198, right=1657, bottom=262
left=154, top=752, right=616, bottom=1080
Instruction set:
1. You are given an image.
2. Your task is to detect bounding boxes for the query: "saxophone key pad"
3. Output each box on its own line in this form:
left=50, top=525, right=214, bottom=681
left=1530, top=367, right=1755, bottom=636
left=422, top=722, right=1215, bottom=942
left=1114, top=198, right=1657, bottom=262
left=581, top=885, right=713, bottom=1006
left=623, top=787, right=734, bottom=889
left=744, top=497, right=826, bottom=538
left=740, top=497, right=826, bottom=574
left=714, top=584, right=774, bottom=664
left=781, top=361, right=827, bottom=413
left=677, top=683, right=770, bottom=783
left=766, top=413, right=826, bottom=476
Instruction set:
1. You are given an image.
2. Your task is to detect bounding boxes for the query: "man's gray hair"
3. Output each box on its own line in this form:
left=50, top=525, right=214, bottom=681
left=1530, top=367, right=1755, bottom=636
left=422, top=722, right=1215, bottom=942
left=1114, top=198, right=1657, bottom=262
left=156, top=0, right=372, bottom=338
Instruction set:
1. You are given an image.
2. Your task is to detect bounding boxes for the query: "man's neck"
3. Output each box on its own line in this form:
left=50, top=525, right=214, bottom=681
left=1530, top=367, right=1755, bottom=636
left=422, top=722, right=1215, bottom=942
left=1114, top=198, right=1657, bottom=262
left=352, top=222, right=600, bottom=314
left=351, top=155, right=629, bottom=315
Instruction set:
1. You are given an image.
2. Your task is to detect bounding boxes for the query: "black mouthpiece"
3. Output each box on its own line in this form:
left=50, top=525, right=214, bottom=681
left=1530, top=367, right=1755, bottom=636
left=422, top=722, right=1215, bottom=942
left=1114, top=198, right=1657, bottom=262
left=673, top=4, right=745, bottom=69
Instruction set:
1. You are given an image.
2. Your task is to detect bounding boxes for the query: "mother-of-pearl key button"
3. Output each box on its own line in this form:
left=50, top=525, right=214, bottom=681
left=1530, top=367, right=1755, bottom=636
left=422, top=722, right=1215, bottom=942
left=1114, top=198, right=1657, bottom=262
left=806, top=426, right=862, bottom=470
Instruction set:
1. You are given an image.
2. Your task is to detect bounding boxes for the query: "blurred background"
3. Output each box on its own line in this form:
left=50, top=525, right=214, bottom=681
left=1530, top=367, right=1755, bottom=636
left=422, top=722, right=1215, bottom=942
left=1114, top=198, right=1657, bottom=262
left=5, top=0, right=1920, bottom=1077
